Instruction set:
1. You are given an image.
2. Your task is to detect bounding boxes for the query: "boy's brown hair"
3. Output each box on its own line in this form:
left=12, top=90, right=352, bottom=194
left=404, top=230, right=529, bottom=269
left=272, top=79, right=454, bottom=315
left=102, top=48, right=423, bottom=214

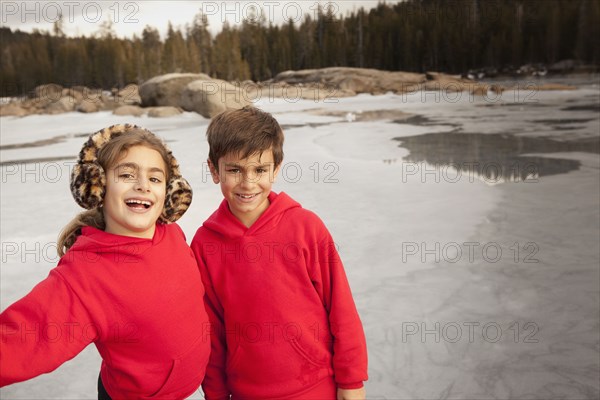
left=206, top=106, right=284, bottom=169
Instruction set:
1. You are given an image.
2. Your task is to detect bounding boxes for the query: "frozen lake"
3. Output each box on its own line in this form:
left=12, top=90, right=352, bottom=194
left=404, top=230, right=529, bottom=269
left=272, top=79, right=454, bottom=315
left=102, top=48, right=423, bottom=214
left=1, top=78, right=599, bottom=399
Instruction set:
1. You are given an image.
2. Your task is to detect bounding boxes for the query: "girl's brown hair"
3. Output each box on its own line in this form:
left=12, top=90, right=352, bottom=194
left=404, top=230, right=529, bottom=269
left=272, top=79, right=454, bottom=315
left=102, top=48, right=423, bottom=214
left=57, top=129, right=171, bottom=256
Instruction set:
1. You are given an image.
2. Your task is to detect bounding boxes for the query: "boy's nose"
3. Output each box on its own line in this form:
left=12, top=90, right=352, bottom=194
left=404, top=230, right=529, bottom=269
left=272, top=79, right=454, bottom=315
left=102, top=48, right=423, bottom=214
left=239, top=177, right=253, bottom=188
left=241, top=172, right=258, bottom=185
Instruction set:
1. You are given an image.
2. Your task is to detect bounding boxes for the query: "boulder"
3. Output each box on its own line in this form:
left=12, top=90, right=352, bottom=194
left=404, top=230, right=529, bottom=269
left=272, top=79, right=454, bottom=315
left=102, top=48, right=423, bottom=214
left=67, top=87, right=104, bottom=113
left=181, top=79, right=251, bottom=118
left=469, top=84, right=491, bottom=96
left=424, top=72, right=472, bottom=92
left=241, top=82, right=287, bottom=101
left=45, top=96, right=76, bottom=114
left=378, top=71, right=426, bottom=93
left=113, top=105, right=146, bottom=116
left=422, top=80, right=465, bottom=92
left=101, top=91, right=114, bottom=103
left=100, top=99, right=118, bottom=111
left=244, top=81, right=355, bottom=102
left=548, top=59, right=579, bottom=73
left=516, top=64, right=535, bottom=75
left=115, top=84, right=141, bottom=105
left=139, top=73, right=211, bottom=107
left=18, top=98, right=40, bottom=111
left=23, top=94, right=54, bottom=110
left=30, top=84, right=63, bottom=102
left=296, top=84, right=355, bottom=100
left=62, top=88, right=83, bottom=102
left=147, top=106, right=183, bottom=118
left=0, top=102, right=28, bottom=117
left=339, top=77, right=372, bottom=93
left=76, top=100, right=100, bottom=113
left=273, top=67, right=426, bottom=95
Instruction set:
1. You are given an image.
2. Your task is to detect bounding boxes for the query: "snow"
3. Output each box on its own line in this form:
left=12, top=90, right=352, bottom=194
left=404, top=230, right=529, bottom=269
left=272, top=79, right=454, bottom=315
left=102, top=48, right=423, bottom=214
left=1, top=85, right=599, bottom=399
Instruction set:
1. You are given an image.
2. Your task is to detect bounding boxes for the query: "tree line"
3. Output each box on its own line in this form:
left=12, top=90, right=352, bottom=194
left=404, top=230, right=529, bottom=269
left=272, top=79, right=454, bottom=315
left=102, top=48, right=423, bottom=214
left=1, top=0, right=598, bottom=97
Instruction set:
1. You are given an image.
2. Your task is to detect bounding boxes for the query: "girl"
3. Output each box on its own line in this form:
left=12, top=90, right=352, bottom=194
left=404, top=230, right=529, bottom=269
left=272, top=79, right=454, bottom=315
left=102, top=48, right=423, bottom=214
left=0, top=124, right=210, bottom=399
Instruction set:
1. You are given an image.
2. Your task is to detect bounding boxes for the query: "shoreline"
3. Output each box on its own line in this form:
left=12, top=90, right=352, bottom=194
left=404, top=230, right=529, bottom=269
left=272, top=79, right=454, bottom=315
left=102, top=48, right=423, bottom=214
left=2, top=69, right=598, bottom=119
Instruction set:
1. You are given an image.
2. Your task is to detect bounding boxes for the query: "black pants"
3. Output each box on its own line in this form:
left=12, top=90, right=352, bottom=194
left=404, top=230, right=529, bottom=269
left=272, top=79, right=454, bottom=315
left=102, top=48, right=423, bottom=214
left=98, top=375, right=112, bottom=400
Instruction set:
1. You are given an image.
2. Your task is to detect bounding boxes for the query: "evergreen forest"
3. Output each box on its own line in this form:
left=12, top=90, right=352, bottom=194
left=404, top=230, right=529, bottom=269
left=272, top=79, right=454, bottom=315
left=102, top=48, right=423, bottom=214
left=1, top=0, right=598, bottom=96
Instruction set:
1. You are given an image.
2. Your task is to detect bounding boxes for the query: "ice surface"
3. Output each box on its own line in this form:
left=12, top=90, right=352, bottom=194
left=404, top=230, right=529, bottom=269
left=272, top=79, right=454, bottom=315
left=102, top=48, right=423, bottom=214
left=1, top=85, right=599, bottom=399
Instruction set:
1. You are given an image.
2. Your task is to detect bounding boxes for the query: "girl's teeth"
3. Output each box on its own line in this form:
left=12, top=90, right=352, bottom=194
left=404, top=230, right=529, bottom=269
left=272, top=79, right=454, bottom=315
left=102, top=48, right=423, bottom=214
left=126, top=200, right=152, bottom=208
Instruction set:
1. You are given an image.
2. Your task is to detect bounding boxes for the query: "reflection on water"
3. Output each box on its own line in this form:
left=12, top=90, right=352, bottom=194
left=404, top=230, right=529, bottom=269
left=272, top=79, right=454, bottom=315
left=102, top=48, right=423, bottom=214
left=0, top=156, right=75, bottom=167
left=0, top=133, right=89, bottom=151
left=394, top=131, right=599, bottom=184
left=393, top=115, right=462, bottom=127
left=532, top=118, right=596, bottom=125
left=562, top=104, right=600, bottom=112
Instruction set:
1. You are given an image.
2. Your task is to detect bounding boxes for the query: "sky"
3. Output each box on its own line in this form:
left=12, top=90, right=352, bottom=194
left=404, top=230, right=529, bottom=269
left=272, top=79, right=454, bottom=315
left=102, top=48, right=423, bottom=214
left=0, top=0, right=398, bottom=38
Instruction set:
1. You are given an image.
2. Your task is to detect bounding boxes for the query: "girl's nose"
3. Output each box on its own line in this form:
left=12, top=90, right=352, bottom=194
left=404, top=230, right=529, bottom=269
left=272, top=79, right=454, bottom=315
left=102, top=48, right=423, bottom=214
left=134, top=177, right=151, bottom=192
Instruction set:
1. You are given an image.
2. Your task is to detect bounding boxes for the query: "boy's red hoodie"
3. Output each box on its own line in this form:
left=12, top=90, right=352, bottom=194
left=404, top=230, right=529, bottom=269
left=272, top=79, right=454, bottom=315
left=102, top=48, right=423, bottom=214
left=0, top=223, right=210, bottom=399
left=191, top=192, right=368, bottom=399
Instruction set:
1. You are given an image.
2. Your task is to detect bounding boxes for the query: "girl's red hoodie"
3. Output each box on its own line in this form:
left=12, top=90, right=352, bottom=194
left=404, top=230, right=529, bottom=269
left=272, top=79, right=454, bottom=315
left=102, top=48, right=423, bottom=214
left=0, top=223, right=210, bottom=399
left=191, top=192, right=368, bottom=399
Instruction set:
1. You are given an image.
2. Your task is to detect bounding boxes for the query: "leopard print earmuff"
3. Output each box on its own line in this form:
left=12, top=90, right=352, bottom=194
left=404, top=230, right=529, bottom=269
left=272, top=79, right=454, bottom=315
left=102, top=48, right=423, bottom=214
left=70, top=124, right=193, bottom=223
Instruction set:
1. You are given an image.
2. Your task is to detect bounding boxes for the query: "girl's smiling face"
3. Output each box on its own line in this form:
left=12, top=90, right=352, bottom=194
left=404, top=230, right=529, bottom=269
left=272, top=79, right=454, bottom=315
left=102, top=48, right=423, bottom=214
left=103, top=145, right=167, bottom=239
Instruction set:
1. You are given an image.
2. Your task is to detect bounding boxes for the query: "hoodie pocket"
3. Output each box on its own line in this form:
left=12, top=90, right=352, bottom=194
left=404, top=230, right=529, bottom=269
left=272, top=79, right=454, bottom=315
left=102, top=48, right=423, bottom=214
left=227, top=338, right=332, bottom=397
left=148, top=335, right=211, bottom=398
left=289, top=338, right=329, bottom=368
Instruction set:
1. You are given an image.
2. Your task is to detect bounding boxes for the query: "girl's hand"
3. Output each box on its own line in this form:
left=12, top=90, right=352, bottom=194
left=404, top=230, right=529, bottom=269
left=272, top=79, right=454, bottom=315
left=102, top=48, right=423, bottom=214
left=337, top=387, right=366, bottom=400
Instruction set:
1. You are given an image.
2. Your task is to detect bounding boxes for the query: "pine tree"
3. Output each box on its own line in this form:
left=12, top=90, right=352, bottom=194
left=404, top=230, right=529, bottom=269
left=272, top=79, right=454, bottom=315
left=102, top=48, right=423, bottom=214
left=213, top=22, right=250, bottom=81
left=163, top=22, right=189, bottom=73
left=190, top=13, right=213, bottom=75
left=240, top=13, right=270, bottom=81
left=141, top=26, right=162, bottom=79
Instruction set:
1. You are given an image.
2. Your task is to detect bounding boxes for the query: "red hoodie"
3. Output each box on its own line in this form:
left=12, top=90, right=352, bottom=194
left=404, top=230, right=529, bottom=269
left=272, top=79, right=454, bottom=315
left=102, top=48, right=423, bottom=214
left=0, top=223, right=210, bottom=399
left=191, top=192, right=368, bottom=399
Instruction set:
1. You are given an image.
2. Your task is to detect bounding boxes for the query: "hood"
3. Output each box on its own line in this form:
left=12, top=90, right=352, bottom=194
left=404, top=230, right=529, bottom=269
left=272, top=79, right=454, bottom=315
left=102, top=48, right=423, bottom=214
left=68, top=223, right=165, bottom=256
left=203, top=192, right=300, bottom=239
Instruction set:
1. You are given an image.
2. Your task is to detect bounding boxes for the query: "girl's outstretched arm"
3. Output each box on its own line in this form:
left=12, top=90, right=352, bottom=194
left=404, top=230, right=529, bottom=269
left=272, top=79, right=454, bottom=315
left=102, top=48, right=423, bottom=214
left=0, top=270, right=94, bottom=386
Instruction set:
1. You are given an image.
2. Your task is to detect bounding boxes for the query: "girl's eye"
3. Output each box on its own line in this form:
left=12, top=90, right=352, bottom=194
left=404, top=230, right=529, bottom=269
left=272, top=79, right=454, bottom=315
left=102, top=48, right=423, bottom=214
left=150, top=177, right=162, bottom=183
left=119, top=173, right=135, bottom=179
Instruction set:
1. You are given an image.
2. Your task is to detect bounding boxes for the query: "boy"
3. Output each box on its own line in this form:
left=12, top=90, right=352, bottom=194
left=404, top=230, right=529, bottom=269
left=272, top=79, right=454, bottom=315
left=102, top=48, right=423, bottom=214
left=191, top=107, right=368, bottom=399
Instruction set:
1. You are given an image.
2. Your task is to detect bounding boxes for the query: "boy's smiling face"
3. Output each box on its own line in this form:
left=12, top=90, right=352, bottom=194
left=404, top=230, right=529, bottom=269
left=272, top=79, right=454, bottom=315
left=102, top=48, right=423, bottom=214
left=209, top=149, right=280, bottom=228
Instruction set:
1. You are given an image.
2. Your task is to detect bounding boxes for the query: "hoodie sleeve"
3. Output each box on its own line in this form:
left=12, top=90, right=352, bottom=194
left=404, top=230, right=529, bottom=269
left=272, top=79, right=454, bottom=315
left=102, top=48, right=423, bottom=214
left=308, top=217, right=368, bottom=389
left=191, top=237, right=231, bottom=400
left=0, top=269, right=95, bottom=387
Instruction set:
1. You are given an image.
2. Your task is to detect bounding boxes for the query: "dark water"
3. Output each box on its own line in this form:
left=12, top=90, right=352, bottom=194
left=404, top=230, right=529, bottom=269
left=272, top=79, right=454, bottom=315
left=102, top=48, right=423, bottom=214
left=394, top=130, right=599, bottom=182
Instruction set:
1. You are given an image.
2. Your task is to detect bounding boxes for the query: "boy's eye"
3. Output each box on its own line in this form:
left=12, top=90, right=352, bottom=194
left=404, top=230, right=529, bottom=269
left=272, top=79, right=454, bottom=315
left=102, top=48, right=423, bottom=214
left=226, top=168, right=240, bottom=173
left=256, top=168, right=267, bottom=174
